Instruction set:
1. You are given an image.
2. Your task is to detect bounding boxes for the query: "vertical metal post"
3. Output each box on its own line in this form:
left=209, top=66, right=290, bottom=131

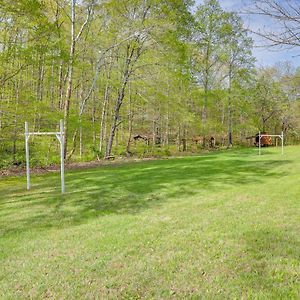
left=258, top=131, right=261, bottom=155
left=60, top=119, right=65, bottom=194
left=25, top=122, right=30, bottom=190
left=281, top=131, right=284, bottom=155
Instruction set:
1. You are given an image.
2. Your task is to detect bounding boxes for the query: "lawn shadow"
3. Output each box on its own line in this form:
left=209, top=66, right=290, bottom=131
left=0, top=153, right=291, bottom=236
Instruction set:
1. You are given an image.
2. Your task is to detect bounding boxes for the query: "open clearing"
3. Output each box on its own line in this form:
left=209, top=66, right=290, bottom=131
left=0, top=147, right=300, bottom=299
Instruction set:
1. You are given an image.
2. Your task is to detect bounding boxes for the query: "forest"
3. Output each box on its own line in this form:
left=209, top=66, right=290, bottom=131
left=1, top=0, right=300, bottom=167
left=1, top=1, right=300, bottom=298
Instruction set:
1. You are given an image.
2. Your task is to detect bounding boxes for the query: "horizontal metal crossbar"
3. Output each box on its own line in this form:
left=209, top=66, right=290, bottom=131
left=260, top=134, right=283, bottom=138
left=27, top=132, right=62, bottom=136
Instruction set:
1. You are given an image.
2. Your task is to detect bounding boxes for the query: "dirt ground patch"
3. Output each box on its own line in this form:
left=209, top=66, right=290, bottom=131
left=0, top=157, right=167, bottom=178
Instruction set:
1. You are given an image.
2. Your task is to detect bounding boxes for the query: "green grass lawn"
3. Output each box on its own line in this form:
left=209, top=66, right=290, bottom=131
left=0, top=147, right=300, bottom=299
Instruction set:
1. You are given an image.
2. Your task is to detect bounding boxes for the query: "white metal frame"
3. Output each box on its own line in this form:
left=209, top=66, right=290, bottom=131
left=25, top=119, right=65, bottom=193
left=258, top=131, right=284, bottom=156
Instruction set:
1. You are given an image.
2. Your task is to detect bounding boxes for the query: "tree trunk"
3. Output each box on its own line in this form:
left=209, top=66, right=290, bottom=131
left=58, top=60, right=64, bottom=110
left=106, top=45, right=136, bottom=157
left=126, top=89, right=134, bottom=156
left=79, top=125, right=83, bottom=158
left=106, top=87, right=126, bottom=157
left=99, top=60, right=112, bottom=155
left=227, top=72, right=233, bottom=148
left=63, top=0, right=76, bottom=158
left=92, top=92, right=96, bottom=147
left=12, top=79, right=20, bottom=162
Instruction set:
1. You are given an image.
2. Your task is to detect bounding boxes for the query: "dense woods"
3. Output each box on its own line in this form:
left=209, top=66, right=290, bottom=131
left=1, top=0, right=300, bottom=167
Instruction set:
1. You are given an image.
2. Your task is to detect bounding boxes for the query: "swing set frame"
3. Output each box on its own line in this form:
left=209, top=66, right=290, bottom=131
left=25, top=120, right=65, bottom=193
left=258, top=131, right=284, bottom=156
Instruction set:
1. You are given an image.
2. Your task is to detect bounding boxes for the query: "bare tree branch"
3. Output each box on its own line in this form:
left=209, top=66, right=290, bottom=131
left=248, top=0, right=300, bottom=49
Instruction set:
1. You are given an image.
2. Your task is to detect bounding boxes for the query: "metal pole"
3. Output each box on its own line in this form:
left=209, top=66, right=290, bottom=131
left=60, top=119, right=65, bottom=194
left=258, top=131, right=261, bottom=155
left=25, top=122, right=30, bottom=190
left=281, top=131, right=284, bottom=155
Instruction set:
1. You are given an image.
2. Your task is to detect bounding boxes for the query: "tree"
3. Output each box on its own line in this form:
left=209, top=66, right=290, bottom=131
left=62, top=0, right=94, bottom=157
left=221, top=11, right=254, bottom=146
left=192, top=0, right=226, bottom=145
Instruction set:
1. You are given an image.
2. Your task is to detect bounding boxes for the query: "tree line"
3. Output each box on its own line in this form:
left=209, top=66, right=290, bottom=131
left=1, top=0, right=300, bottom=167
